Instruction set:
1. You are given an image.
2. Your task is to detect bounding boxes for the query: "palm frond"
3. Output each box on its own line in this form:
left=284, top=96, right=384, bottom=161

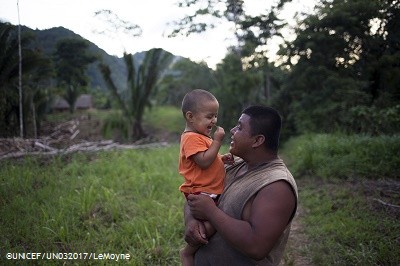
left=99, top=63, right=131, bottom=121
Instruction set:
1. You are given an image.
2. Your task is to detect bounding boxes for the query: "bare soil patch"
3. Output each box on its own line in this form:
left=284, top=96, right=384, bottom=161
left=283, top=204, right=313, bottom=266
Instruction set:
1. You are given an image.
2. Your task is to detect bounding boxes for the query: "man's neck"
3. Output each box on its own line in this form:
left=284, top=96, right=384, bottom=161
left=245, top=153, right=278, bottom=171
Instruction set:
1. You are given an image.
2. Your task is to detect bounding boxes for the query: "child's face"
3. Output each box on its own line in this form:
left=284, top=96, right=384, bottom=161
left=190, top=100, right=219, bottom=136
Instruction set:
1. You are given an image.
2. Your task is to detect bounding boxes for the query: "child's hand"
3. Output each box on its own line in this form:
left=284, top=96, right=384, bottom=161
left=221, top=153, right=235, bottom=165
left=213, top=126, right=225, bottom=142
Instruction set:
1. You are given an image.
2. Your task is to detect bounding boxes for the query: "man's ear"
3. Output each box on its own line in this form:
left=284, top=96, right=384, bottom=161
left=252, top=135, right=265, bottom=148
left=185, top=111, right=194, bottom=122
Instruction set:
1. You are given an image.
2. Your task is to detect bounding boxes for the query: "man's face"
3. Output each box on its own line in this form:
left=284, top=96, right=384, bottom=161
left=229, top=114, right=254, bottom=157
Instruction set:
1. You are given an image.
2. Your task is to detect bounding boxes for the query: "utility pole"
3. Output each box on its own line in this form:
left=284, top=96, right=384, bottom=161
left=17, top=0, right=23, bottom=138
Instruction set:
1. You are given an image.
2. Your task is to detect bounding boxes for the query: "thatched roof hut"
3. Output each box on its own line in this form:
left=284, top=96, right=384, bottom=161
left=53, top=94, right=93, bottom=111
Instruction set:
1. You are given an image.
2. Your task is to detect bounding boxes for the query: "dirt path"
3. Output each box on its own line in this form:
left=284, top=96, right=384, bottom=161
left=281, top=177, right=400, bottom=266
left=283, top=204, right=313, bottom=266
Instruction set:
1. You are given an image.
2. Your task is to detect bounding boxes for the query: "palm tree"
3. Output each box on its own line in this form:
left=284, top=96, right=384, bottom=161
left=100, top=48, right=173, bottom=140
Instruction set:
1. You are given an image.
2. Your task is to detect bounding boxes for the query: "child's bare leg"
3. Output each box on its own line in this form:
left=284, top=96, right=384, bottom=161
left=180, top=244, right=198, bottom=266
left=180, top=221, right=215, bottom=265
left=203, top=220, right=216, bottom=237
left=179, top=221, right=216, bottom=266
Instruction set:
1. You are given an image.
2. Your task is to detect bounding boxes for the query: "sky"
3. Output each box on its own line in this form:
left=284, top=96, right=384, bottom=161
left=0, top=0, right=316, bottom=69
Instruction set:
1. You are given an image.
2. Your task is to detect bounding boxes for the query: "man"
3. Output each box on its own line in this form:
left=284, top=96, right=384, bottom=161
left=184, top=105, right=298, bottom=265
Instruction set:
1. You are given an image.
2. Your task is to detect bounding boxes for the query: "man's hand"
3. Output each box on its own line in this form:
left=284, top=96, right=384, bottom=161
left=184, top=204, right=209, bottom=246
left=187, top=194, right=216, bottom=221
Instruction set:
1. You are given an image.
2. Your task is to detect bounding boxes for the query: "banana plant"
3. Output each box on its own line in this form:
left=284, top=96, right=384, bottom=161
left=100, top=48, right=173, bottom=140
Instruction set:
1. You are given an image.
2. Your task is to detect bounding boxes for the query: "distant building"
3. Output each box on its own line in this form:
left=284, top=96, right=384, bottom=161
left=53, top=94, right=93, bottom=111
left=75, top=94, right=93, bottom=109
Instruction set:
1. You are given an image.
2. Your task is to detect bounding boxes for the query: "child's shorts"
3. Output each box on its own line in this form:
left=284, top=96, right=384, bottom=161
left=183, top=192, right=220, bottom=204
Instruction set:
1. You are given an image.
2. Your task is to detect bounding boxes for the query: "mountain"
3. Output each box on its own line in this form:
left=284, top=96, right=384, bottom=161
left=21, top=25, right=180, bottom=91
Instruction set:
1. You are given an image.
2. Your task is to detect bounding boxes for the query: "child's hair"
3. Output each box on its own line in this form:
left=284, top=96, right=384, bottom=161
left=181, top=89, right=217, bottom=115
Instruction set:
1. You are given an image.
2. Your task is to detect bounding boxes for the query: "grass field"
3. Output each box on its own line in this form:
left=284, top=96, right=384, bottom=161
left=0, top=146, right=185, bottom=265
left=1, top=108, right=399, bottom=265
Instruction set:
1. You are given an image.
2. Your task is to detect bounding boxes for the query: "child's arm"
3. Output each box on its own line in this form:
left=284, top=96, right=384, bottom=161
left=192, top=126, right=225, bottom=169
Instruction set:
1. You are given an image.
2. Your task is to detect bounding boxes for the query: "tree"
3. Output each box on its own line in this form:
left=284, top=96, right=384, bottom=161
left=169, top=0, right=289, bottom=37
left=170, top=0, right=290, bottom=116
left=23, top=55, right=53, bottom=138
left=213, top=48, right=264, bottom=129
left=17, top=0, right=23, bottom=137
left=53, top=38, right=97, bottom=113
left=99, top=48, right=174, bottom=140
left=0, top=22, right=49, bottom=137
left=157, top=58, right=217, bottom=106
left=277, top=0, right=400, bottom=135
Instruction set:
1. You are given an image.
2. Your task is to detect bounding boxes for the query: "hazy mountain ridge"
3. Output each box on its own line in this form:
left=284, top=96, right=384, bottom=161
left=21, top=25, right=182, bottom=91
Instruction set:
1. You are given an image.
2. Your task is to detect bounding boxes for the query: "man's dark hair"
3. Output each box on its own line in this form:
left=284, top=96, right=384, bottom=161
left=242, top=105, right=282, bottom=152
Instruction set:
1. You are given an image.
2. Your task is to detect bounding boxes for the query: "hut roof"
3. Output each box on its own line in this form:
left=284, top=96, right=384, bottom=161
left=53, top=94, right=93, bottom=110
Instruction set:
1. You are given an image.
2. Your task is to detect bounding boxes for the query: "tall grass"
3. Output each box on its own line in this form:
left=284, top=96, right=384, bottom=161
left=283, top=134, right=400, bottom=179
left=0, top=146, right=185, bottom=265
left=282, top=134, right=400, bottom=265
left=143, top=106, right=184, bottom=135
left=100, top=106, right=183, bottom=142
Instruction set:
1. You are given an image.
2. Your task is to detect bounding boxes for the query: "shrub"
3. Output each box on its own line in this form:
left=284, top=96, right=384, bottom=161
left=283, top=134, right=400, bottom=179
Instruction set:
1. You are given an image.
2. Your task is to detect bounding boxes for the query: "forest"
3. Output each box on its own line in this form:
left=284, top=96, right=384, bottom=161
left=0, top=0, right=398, bottom=141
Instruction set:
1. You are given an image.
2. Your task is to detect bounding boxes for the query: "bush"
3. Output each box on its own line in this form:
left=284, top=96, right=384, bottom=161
left=101, top=111, right=130, bottom=142
left=283, top=134, right=400, bottom=179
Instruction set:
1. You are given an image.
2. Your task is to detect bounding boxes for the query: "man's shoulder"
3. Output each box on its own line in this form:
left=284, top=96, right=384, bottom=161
left=261, top=159, right=291, bottom=176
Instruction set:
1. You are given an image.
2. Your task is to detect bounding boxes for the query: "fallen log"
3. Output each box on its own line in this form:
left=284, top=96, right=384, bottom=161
left=373, top=198, right=400, bottom=209
left=0, top=141, right=169, bottom=160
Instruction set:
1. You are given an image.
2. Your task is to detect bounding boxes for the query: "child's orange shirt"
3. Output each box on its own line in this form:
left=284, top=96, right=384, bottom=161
left=179, top=132, right=225, bottom=195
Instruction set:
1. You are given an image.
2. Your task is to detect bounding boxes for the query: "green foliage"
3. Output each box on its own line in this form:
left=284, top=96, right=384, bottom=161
left=89, top=87, right=112, bottom=109
left=99, top=48, right=174, bottom=140
left=30, top=26, right=127, bottom=91
left=53, top=38, right=97, bottom=113
left=0, top=22, right=53, bottom=137
left=170, top=0, right=287, bottom=47
left=213, top=49, right=265, bottom=129
left=101, top=110, right=130, bottom=142
left=0, top=146, right=184, bottom=265
left=157, top=58, right=217, bottom=106
left=282, top=132, right=400, bottom=265
left=101, top=106, right=183, bottom=142
left=299, top=178, right=399, bottom=265
left=143, top=105, right=184, bottom=135
left=283, top=134, right=400, bottom=179
left=349, top=104, right=400, bottom=135
left=278, top=0, right=400, bottom=135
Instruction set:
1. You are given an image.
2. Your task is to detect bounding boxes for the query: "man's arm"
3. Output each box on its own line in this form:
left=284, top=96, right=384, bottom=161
left=187, top=180, right=296, bottom=260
